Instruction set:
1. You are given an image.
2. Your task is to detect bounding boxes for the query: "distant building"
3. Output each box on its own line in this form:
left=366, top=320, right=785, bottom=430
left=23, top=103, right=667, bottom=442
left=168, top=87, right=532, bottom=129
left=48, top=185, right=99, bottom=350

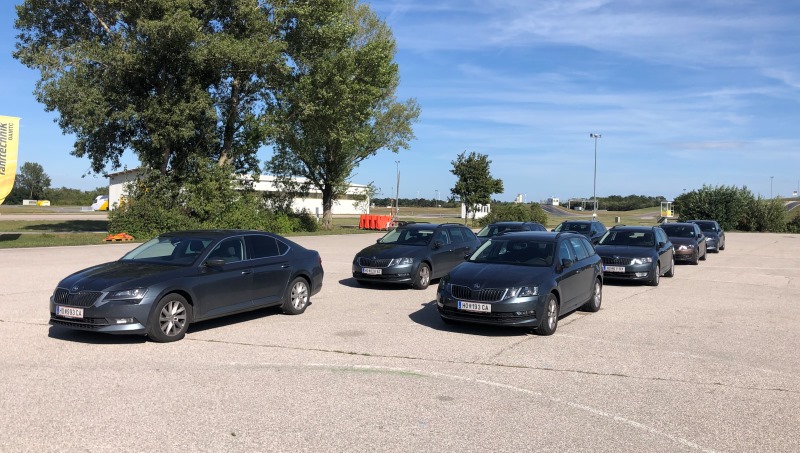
left=461, top=203, right=490, bottom=220
left=107, top=168, right=370, bottom=215
left=545, top=197, right=560, bottom=206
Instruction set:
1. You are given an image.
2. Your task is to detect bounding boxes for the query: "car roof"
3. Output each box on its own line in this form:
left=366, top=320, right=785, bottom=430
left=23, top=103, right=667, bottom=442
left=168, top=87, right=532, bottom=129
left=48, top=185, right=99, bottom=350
left=661, top=222, right=695, bottom=227
left=401, top=223, right=463, bottom=230
left=610, top=225, right=659, bottom=231
left=490, top=231, right=582, bottom=242
left=160, top=229, right=274, bottom=238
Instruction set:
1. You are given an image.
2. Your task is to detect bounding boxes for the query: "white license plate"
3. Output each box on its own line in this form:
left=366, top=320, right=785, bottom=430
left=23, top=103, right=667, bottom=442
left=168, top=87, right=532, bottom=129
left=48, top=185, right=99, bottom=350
left=56, top=306, right=84, bottom=319
left=457, top=301, right=491, bottom=313
left=362, top=267, right=382, bottom=275
left=603, top=266, right=625, bottom=273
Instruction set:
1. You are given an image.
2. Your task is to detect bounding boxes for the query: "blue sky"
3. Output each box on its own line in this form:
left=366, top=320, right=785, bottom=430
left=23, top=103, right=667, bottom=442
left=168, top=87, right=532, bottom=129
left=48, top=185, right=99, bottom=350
left=2, top=0, right=800, bottom=202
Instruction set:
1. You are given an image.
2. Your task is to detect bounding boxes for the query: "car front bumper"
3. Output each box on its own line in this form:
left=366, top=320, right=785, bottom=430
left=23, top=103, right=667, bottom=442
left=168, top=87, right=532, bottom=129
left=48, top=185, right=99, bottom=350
left=435, top=290, right=545, bottom=327
left=352, top=262, right=416, bottom=284
left=601, top=263, right=656, bottom=282
left=49, top=297, right=154, bottom=335
left=673, top=248, right=697, bottom=262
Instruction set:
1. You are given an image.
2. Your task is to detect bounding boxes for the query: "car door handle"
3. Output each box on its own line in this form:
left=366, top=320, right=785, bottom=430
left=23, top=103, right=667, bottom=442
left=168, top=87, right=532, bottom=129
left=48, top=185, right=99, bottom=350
left=281, top=264, right=291, bottom=268
left=241, top=270, right=252, bottom=275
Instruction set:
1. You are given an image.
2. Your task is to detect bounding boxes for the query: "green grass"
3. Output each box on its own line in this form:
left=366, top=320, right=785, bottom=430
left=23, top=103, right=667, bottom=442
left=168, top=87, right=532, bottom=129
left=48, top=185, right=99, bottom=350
left=0, top=232, right=115, bottom=248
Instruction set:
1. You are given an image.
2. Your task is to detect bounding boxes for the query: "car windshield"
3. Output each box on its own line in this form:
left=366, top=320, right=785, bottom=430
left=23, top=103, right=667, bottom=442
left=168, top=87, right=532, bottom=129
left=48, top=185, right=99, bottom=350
left=693, top=221, right=716, bottom=232
left=121, top=235, right=214, bottom=265
left=469, top=239, right=554, bottom=267
left=379, top=228, right=434, bottom=246
left=555, top=222, right=590, bottom=234
left=661, top=225, right=695, bottom=238
left=476, top=224, right=517, bottom=238
left=598, top=230, right=655, bottom=247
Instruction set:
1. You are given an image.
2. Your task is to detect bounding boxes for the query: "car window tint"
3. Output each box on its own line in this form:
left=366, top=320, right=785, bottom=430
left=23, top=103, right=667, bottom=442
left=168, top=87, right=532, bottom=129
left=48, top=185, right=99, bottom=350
left=448, top=227, right=465, bottom=243
left=569, top=238, right=590, bottom=260
left=462, top=228, right=478, bottom=240
left=277, top=239, right=289, bottom=255
left=435, top=229, right=451, bottom=244
left=558, top=241, right=575, bottom=262
left=246, top=235, right=280, bottom=259
left=580, top=237, right=596, bottom=255
left=208, top=238, right=244, bottom=263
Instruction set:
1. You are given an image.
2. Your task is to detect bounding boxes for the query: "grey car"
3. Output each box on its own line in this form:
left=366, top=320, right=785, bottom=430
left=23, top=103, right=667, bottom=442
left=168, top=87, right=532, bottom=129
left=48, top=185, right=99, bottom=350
left=437, top=232, right=603, bottom=335
left=352, top=223, right=481, bottom=290
left=661, top=222, right=707, bottom=264
left=50, top=230, right=324, bottom=342
left=687, top=219, right=726, bottom=253
left=594, top=225, right=675, bottom=286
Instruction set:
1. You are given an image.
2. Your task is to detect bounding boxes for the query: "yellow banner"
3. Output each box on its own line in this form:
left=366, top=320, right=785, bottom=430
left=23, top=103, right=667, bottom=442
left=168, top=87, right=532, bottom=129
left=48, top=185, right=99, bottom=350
left=0, top=116, right=21, bottom=205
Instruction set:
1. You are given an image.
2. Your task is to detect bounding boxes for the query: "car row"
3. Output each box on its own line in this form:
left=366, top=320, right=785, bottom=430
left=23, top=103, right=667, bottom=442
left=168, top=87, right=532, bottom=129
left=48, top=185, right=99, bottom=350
left=48, top=218, right=725, bottom=342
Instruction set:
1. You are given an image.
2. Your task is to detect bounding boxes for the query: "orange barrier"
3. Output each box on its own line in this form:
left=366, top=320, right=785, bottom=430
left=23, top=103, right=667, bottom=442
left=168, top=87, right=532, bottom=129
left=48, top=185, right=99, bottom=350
left=359, top=214, right=394, bottom=230
left=104, top=232, right=135, bottom=242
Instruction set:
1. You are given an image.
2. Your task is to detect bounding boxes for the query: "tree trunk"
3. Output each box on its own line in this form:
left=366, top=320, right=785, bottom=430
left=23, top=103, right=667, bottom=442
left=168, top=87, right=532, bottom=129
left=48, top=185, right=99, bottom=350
left=321, top=185, right=334, bottom=230
left=219, top=77, right=240, bottom=166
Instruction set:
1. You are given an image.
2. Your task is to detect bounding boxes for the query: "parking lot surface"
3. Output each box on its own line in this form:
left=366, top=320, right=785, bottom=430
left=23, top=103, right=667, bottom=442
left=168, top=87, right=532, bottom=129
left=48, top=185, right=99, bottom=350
left=1, top=232, right=799, bottom=452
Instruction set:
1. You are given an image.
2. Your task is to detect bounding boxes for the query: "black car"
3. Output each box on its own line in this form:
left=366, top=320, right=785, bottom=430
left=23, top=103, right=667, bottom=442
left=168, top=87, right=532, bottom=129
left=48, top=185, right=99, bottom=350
left=687, top=220, right=726, bottom=253
left=352, top=223, right=481, bottom=290
left=50, top=230, right=324, bottom=342
left=594, top=225, right=675, bottom=286
left=660, top=222, right=706, bottom=264
left=476, top=221, right=547, bottom=243
left=552, top=220, right=608, bottom=244
left=437, top=232, right=603, bottom=335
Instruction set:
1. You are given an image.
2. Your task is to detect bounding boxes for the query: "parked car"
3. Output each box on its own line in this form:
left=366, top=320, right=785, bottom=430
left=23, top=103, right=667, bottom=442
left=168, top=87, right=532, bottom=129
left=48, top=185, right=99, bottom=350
left=687, top=219, right=726, bottom=253
left=437, top=231, right=603, bottom=335
left=475, top=221, right=547, bottom=243
left=594, top=225, right=675, bottom=286
left=50, top=230, right=324, bottom=342
left=660, top=222, right=707, bottom=264
left=552, top=220, right=608, bottom=244
left=352, top=222, right=481, bottom=290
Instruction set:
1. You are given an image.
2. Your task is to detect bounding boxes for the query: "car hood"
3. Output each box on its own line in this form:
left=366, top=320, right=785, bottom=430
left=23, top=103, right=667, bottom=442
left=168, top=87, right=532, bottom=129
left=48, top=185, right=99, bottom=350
left=356, top=242, right=427, bottom=259
left=58, top=261, right=189, bottom=292
left=448, top=262, right=552, bottom=288
left=595, top=245, right=655, bottom=258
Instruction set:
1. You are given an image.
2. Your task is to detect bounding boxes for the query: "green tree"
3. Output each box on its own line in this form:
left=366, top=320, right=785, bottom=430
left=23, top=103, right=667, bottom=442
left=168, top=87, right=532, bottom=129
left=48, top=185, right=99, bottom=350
left=265, top=0, right=420, bottom=230
left=450, top=151, right=504, bottom=224
left=15, top=162, right=51, bottom=199
left=478, top=202, right=548, bottom=227
left=14, top=0, right=283, bottom=177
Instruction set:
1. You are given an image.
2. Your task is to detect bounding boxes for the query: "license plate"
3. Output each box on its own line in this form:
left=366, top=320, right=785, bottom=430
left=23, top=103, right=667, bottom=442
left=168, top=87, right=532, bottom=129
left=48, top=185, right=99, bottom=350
left=603, top=265, right=625, bottom=273
left=458, top=301, right=491, bottom=313
left=56, top=306, right=84, bottom=319
left=362, top=267, right=382, bottom=275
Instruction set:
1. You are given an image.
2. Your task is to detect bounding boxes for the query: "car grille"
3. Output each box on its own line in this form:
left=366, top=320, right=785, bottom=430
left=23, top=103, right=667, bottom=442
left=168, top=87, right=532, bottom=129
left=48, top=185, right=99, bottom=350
left=358, top=258, right=392, bottom=268
left=601, top=256, right=633, bottom=266
left=50, top=315, right=110, bottom=329
left=53, top=288, right=103, bottom=307
left=450, top=285, right=507, bottom=302
left=439, top=306, right=535, bottom=323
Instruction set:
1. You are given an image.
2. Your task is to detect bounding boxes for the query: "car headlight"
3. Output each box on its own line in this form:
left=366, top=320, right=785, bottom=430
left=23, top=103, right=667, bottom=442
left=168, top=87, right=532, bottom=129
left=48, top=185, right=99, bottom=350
left=677, top=245, right=694, bottom=251
left=105, top=288, right=148, bottom=302
left=389, top=257, right=414, bottom=266
left=509, top=286, right=539, bottom=298
left=631, top=257, right=653, bottom=265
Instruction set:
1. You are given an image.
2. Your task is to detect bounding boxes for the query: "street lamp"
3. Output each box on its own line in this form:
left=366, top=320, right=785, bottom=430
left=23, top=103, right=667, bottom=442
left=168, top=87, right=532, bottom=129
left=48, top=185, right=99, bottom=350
left=770, top=176, right=774, bottom=198
left=435, top=189, right=439, bottom=207
left=589, top=133, right=602, bottom=219
left=394, top=161, right=400, bottom=218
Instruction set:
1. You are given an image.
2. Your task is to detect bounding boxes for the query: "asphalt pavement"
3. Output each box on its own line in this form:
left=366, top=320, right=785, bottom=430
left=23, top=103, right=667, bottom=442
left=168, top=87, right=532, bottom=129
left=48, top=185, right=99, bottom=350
left=1, top=232, right=799, bottom=452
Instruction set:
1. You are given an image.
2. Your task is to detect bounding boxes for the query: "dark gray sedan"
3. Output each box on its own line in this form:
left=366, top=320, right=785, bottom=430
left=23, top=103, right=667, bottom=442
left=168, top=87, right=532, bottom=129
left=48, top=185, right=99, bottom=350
left=437, top=232, right=603, bottom=335
left=50, top=230, right=324, bottom=342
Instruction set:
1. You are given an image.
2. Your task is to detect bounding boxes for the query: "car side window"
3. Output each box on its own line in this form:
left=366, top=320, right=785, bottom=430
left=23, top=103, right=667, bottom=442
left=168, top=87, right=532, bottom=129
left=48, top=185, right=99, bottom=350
left=569, top=238, right=589, bottom=261
left=447, top=227, right=465, bottom=243
left=655, top=229, right=667, bottom=245
left=558, top=240, right=575, bottom=263
left=246, top=235, right=280, bottom=259
left=579, top=237, right=596, bottom=256
left=461, top=228, right=478, bottom=240
left=208, top=237, right=244, bottom=263
left=435, top=229, right=451, bottom=245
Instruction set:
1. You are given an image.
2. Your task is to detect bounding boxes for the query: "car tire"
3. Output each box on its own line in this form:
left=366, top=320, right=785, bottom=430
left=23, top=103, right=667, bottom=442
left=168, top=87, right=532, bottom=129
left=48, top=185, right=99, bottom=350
left=580, top=278, right=602, bottom=312
left=282, top=277, right=310, bottom=315
left=700, top=248, right=707, bottom=261
left=534, top=294, right=559, bottom=336
left=665, top=257, right=675, bottom=278
left=648, top=263, right=661, bottom=286
left=691, top=250, right=699, bottom=265
left=720, top=240, right=725, bottom=251
left=148, top=293, right=191, bottom=343
left=412, top=263, right=431, bottom=290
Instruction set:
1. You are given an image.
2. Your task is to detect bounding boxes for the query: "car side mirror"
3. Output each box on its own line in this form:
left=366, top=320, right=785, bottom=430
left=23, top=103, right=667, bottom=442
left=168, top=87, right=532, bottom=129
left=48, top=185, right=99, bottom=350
left=433, top=240, right=443, bottom=249
left=561, top=258, right=574, bottom=269
left=463, top=253, right=471, bottom=260
left=551, top=228, right=556, bottom=232
left=657, top=241, right=666, bottom=248
left=205, top=258, right=226, bottom=267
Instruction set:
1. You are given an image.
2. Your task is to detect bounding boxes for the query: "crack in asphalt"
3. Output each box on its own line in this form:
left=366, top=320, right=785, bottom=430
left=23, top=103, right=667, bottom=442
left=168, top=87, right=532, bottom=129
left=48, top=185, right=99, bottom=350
left=190, top=337, right=799, bottom=394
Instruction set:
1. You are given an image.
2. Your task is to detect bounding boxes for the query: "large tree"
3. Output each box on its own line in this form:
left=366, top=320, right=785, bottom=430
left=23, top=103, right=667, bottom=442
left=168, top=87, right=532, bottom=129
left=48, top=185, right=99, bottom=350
left=265, top=0, right=420, bottom=229
left=450, top=151, right=504, bottom=224
left=14, top=0, right=283, bottom=178
left=15, top=162, right=52, bottom=199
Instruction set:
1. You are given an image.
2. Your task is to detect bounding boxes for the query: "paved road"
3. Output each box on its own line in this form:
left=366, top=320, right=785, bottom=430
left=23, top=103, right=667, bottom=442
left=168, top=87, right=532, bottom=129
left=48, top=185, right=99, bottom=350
left=1, top=232, right=799, bottom=452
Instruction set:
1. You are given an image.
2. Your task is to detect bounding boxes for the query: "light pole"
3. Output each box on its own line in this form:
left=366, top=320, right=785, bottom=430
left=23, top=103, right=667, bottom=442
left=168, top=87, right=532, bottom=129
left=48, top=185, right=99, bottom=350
left=435, top=189, right=439, bottom=208
left=589, top=133, right=602, bottom=219
left=394, top=161, right=400, bottom=218
left=771, top=175, right=775, bottom=198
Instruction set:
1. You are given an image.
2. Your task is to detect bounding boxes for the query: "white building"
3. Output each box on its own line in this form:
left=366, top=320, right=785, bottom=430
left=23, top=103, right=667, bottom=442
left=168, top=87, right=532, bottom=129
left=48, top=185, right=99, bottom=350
left=107, top=169, right=370, bottom=215
left=461, top=203, right=490, bottom=220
